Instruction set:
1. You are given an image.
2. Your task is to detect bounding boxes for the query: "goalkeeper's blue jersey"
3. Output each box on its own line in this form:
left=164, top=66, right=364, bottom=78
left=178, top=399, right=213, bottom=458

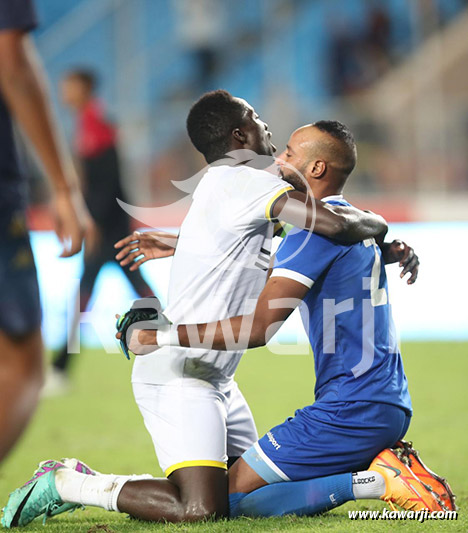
left=273, top=197, right=412, bottom=413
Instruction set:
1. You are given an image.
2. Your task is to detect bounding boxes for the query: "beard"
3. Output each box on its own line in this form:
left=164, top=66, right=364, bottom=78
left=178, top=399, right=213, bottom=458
left=280, top=168, right=308, bottom=193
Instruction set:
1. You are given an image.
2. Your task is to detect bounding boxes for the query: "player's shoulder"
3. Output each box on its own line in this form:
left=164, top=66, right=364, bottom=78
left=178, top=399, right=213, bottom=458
left=295, top=197, right=355, bottom=248
left=205, top=164, right=290, bottom=200
left=281, top=226, right=343, bottom=250
left=205, top=163, right=284, bottom=182
left=233, top=165, right=286, bottom=188
left=276, top=228, right=331, bottom=262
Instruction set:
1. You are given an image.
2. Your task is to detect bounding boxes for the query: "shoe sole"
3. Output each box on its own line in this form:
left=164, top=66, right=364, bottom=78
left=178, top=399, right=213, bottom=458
left=393, top=441, right=456, bottom=511
left=406, top=451, right=456, bottom=511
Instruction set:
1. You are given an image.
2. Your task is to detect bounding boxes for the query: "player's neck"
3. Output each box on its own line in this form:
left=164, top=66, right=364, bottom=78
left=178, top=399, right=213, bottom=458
left=311, top=184, right=344, bottom=201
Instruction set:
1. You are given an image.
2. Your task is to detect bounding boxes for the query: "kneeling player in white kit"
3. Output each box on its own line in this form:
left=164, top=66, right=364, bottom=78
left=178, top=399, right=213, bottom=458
left=2, top=90, right=388, bottom=527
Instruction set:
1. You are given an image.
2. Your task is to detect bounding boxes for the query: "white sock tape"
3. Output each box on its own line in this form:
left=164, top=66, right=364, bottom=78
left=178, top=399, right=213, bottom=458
left=157, top=324, right=180, bottom=347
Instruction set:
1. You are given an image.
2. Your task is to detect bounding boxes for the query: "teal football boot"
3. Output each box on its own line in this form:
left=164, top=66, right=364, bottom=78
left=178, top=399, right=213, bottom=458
left=1, top=460, right=81, bottom=528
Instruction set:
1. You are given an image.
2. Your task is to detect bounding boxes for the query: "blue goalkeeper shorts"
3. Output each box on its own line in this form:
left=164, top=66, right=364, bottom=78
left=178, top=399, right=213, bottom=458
left=242, top=401, right=411, bottom=483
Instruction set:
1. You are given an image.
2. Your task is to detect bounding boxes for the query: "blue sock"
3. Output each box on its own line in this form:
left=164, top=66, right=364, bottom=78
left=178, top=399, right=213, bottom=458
left=229, top=472, right=354, bottom=518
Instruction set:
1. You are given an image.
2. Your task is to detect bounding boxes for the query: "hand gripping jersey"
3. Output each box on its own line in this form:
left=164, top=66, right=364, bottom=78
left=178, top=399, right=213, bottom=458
left=132, top=164, right=292, bottom=390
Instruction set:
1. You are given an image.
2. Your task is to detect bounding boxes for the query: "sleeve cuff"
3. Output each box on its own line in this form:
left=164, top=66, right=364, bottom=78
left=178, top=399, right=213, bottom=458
left=265, top=186, right=294, bottom=221
left=270, top=268, right=315, bottom=289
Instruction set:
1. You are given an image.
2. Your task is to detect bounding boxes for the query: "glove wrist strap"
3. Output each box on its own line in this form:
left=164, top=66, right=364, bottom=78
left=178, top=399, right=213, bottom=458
left=158, top=324, right=180, bottom=347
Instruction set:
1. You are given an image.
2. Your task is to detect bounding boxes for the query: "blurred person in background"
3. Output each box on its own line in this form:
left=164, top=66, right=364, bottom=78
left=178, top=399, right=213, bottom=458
left=0, top=0, right=90, bottom=462
left=172, top=0, right=224, bottom=94
left=328, top=6, right=393, bottom=96
left=45, top=69, right=153, bottom=395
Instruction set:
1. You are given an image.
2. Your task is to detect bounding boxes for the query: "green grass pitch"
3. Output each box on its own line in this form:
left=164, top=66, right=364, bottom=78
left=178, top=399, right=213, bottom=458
left=0, top=342, right=466, bottom=532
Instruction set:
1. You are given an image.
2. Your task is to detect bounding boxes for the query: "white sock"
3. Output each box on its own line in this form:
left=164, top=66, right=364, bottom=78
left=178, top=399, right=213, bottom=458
left=55, top=469, right=154, bottom=512
left=352, top=471, right=386, bottom=499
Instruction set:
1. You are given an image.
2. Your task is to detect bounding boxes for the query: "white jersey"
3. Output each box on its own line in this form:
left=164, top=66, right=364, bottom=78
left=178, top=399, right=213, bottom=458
left=132, top=164, right=292, bottom=390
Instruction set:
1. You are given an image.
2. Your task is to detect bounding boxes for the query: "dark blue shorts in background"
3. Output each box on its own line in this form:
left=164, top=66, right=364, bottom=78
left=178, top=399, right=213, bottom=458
left=0, top=210, right=41, bottom=336
left=243, top=400, right=411, bottom=483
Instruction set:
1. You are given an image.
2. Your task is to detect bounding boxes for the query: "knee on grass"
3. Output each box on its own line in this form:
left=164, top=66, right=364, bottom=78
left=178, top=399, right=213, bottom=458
left=182, top=501, right=225, bottom=522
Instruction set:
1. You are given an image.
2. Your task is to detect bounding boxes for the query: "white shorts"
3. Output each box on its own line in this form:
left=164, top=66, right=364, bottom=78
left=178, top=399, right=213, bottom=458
left=133, top=381, right=258, bottom=477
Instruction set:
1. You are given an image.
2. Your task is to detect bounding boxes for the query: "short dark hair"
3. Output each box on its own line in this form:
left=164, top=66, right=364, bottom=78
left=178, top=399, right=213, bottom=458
left=186, top=90, right=247, bottom=163
left=312, top=120, right=357, bottom=175
left=65, top=68, right=98, bottom=92
left=313, top=120, right=356, bottom=147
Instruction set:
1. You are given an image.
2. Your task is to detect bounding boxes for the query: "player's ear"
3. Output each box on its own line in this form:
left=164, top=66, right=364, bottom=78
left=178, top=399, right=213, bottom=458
left=310, top=159, right=326, bottom=179
left=232, top=128, right=247, bottom=145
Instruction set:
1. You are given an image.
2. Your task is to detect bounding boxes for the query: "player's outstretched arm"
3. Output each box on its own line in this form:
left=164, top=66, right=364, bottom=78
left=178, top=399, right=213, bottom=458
left=115, top=230, right=177, bottom=270
left=271, top=191, right=388, bottom=243
left=0, top=31, right=91, bottom=257
left=126, top=276, right=308, bottom=354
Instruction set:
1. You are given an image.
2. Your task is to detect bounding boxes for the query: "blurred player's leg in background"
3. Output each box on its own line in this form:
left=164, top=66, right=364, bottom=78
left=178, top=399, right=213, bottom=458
left=0, top=212, right=44, bottom=462
left=0, top=1, right=90, bottom=462
left=46, top=252, right=102, bottom=395
left=47, top=241, right=153, bottom=394
left=44, top=72, right=153, bottom=394
left=0, top=330, right=43, bottom=463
